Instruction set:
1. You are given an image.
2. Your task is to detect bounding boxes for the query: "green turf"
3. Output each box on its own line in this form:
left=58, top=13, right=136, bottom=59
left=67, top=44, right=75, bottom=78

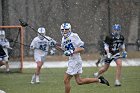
left=0, top=67, right=140, bottom=93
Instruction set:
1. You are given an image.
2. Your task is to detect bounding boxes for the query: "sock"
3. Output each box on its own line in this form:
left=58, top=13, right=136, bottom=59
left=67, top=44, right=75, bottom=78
left=6, top=68, right=10, bottom=72
left=98, top=79, right=101, bottom=83
left=94, top=72, right=99, bottom=77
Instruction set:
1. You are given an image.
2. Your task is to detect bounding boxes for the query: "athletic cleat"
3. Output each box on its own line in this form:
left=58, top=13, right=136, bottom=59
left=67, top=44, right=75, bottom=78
left=31, top=79, right=35, bottom=84
left=99, top=76, right=110, bottom=86
left=36, top=76, right=40, bottom=84
left=115, top=80, right=121, bottom=86
left=30, top=80, right=35, bottom=84
left=115, top=84, right=121, bottom=87
left=5, top=70, right=11, bottom=73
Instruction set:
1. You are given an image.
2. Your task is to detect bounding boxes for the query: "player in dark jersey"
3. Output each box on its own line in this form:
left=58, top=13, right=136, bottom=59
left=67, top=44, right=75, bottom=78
left=0, top=41, right=7, bottom=66
left=93, top=24, right=127, bottom=86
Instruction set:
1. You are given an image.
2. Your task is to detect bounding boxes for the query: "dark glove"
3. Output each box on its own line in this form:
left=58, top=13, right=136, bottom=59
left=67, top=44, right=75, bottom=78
left=64, top=50, right=74, bottom=56
left=49, top=40, right=57, bottom=47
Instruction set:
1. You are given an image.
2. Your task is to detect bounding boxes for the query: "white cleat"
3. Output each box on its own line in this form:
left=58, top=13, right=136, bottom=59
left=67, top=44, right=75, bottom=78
left=30, top=80, right=35, bottom=84
left=115, top=80, right=121, bottom=86
left=36, top=76, right=40, bottom=84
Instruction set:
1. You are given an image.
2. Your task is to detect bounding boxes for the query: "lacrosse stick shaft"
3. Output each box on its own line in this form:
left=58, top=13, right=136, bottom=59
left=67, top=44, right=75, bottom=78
left=19, top=19, right=50, bottom=41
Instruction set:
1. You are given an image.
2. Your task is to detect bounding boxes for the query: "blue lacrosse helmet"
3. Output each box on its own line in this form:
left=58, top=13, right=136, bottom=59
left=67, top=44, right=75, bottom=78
left=112, top=24, right=121, bottom=31
left=60, top=23, right=71, bottom=37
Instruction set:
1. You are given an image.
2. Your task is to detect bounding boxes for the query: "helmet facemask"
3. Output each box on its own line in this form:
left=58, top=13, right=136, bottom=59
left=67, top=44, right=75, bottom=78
left=60, top=23, right=71, bottom=38
left=37, top=27, right=46, bottom=40
left=0, top=30, right=5, bottom=39
left=113, top=30, right=121, bottom=37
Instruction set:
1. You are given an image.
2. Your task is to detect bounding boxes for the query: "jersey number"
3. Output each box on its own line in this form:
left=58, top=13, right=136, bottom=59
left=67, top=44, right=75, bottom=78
left=65, top=43, right=74, bottom=50
left=39, top=44, right=47, bottom=51
left=112, top=43, right=121, bottom=51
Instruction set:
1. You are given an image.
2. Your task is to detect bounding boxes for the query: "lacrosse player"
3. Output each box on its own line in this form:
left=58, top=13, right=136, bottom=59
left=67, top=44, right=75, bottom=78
left=57, top=23, right=109, bottom=93
left=93, top=24, right=127, bottom=86
left=0, top=30, right=12, bottom=72
left=30, top=27, right=56, bottom=84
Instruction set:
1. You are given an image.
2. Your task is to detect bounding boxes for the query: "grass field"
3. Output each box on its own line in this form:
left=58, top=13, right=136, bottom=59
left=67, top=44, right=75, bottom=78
left=0, top=66, right=140, bottom=93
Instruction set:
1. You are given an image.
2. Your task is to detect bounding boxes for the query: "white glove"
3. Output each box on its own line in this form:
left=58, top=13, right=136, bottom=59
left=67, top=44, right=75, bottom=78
left=107, top=53, right=112, bottom=59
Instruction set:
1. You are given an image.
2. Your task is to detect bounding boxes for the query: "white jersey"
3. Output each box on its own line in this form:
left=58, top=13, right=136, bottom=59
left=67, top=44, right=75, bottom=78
left=30, top=36, right=53, bottom=62
left=0, top=38, right=10, bottom=61
left=61, top=32, right=84, bottom=75
left=61, top=32, right=84, bottom=60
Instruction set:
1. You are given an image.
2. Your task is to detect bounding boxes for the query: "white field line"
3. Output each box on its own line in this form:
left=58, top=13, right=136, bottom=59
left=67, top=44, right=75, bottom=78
left=3, top=59, right=140, bottom=68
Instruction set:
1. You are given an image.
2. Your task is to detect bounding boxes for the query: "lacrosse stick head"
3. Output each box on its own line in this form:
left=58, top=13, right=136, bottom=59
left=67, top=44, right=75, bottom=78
left=19, top=19, right=28, bottom=27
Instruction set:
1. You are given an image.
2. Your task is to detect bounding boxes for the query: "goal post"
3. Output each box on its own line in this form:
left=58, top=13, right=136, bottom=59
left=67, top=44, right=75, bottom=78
left=0, top=25, right=24, bottom=72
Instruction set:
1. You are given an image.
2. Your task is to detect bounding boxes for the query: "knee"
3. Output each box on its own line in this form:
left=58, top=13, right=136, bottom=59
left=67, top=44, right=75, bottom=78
left=64, top=78, right=69, bottom=85
left=101, top=67, right=108, bottom=72
left=117, top=64, right=122, bottom=68
left=37, top=65, right=42, bottom=69
left=37, top=64, right=43, bottom=69
left=116, top=62, right=122, bottom=67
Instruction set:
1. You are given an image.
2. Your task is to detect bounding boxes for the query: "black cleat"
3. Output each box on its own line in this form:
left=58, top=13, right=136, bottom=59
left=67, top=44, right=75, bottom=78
left=98, top=76, right=110, bottom=86
left=115, top=84, right=121, bottom=87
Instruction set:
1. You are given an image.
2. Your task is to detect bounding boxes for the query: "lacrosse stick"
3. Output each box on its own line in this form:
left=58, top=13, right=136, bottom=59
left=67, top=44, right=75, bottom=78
left=96, top=53, right=124, bottom=67
left=19, top=19, right=50, bottom=41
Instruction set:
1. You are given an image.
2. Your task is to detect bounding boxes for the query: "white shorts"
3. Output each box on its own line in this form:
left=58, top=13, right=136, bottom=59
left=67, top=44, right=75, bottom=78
left=66, top=59, right=83, bottom=75
left=3, top=56, right=9, bottom=62
left=0, top=56, right=9, bottom=62
left=33, top=50, right=48, bottom=62
left=34, top=54, right=46, bottom=62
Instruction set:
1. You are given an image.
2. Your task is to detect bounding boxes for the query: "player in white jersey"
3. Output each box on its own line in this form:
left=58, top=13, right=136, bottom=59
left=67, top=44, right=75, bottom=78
left=57, top=23, right=109, bottom=93
left=0, top=30, right=12, bottom=72
left=30, top=27, right=56, bottom=84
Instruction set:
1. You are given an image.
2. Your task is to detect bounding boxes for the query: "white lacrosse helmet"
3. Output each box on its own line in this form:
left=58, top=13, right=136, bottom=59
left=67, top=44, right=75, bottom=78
left=0, top=30, right=5, bottom=39
left=37, top=27, right=46, bottom=40
left=60, top=23, right=71, bottom=37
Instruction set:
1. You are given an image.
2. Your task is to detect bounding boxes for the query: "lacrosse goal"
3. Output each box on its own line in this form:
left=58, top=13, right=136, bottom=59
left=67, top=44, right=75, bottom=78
left=0, top=25, right=24, bottom=72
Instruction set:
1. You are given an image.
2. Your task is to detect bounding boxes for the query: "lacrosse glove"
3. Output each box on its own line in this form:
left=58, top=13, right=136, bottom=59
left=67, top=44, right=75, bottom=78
left=64, top=50, right=74, bottom=56
left=122, top=51, right=127, bottom=58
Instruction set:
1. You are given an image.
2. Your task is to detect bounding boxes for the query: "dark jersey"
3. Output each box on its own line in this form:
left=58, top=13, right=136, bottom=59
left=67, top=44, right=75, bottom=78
left=0, top=44, right=6, bottom=58
left=104, top=34, right=124, bottom=55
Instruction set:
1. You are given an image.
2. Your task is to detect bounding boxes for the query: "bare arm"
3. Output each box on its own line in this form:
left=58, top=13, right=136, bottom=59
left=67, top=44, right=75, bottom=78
left=73, top=47, right=85, bottom=54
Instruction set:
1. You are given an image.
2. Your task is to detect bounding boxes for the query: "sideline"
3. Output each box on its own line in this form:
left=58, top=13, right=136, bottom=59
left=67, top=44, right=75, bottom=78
left=6, top=59, right=140, bottom=68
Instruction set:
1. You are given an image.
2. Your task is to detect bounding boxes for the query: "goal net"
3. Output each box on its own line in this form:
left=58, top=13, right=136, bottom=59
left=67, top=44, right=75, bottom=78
left=0, top=26, right=24, bottom=73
